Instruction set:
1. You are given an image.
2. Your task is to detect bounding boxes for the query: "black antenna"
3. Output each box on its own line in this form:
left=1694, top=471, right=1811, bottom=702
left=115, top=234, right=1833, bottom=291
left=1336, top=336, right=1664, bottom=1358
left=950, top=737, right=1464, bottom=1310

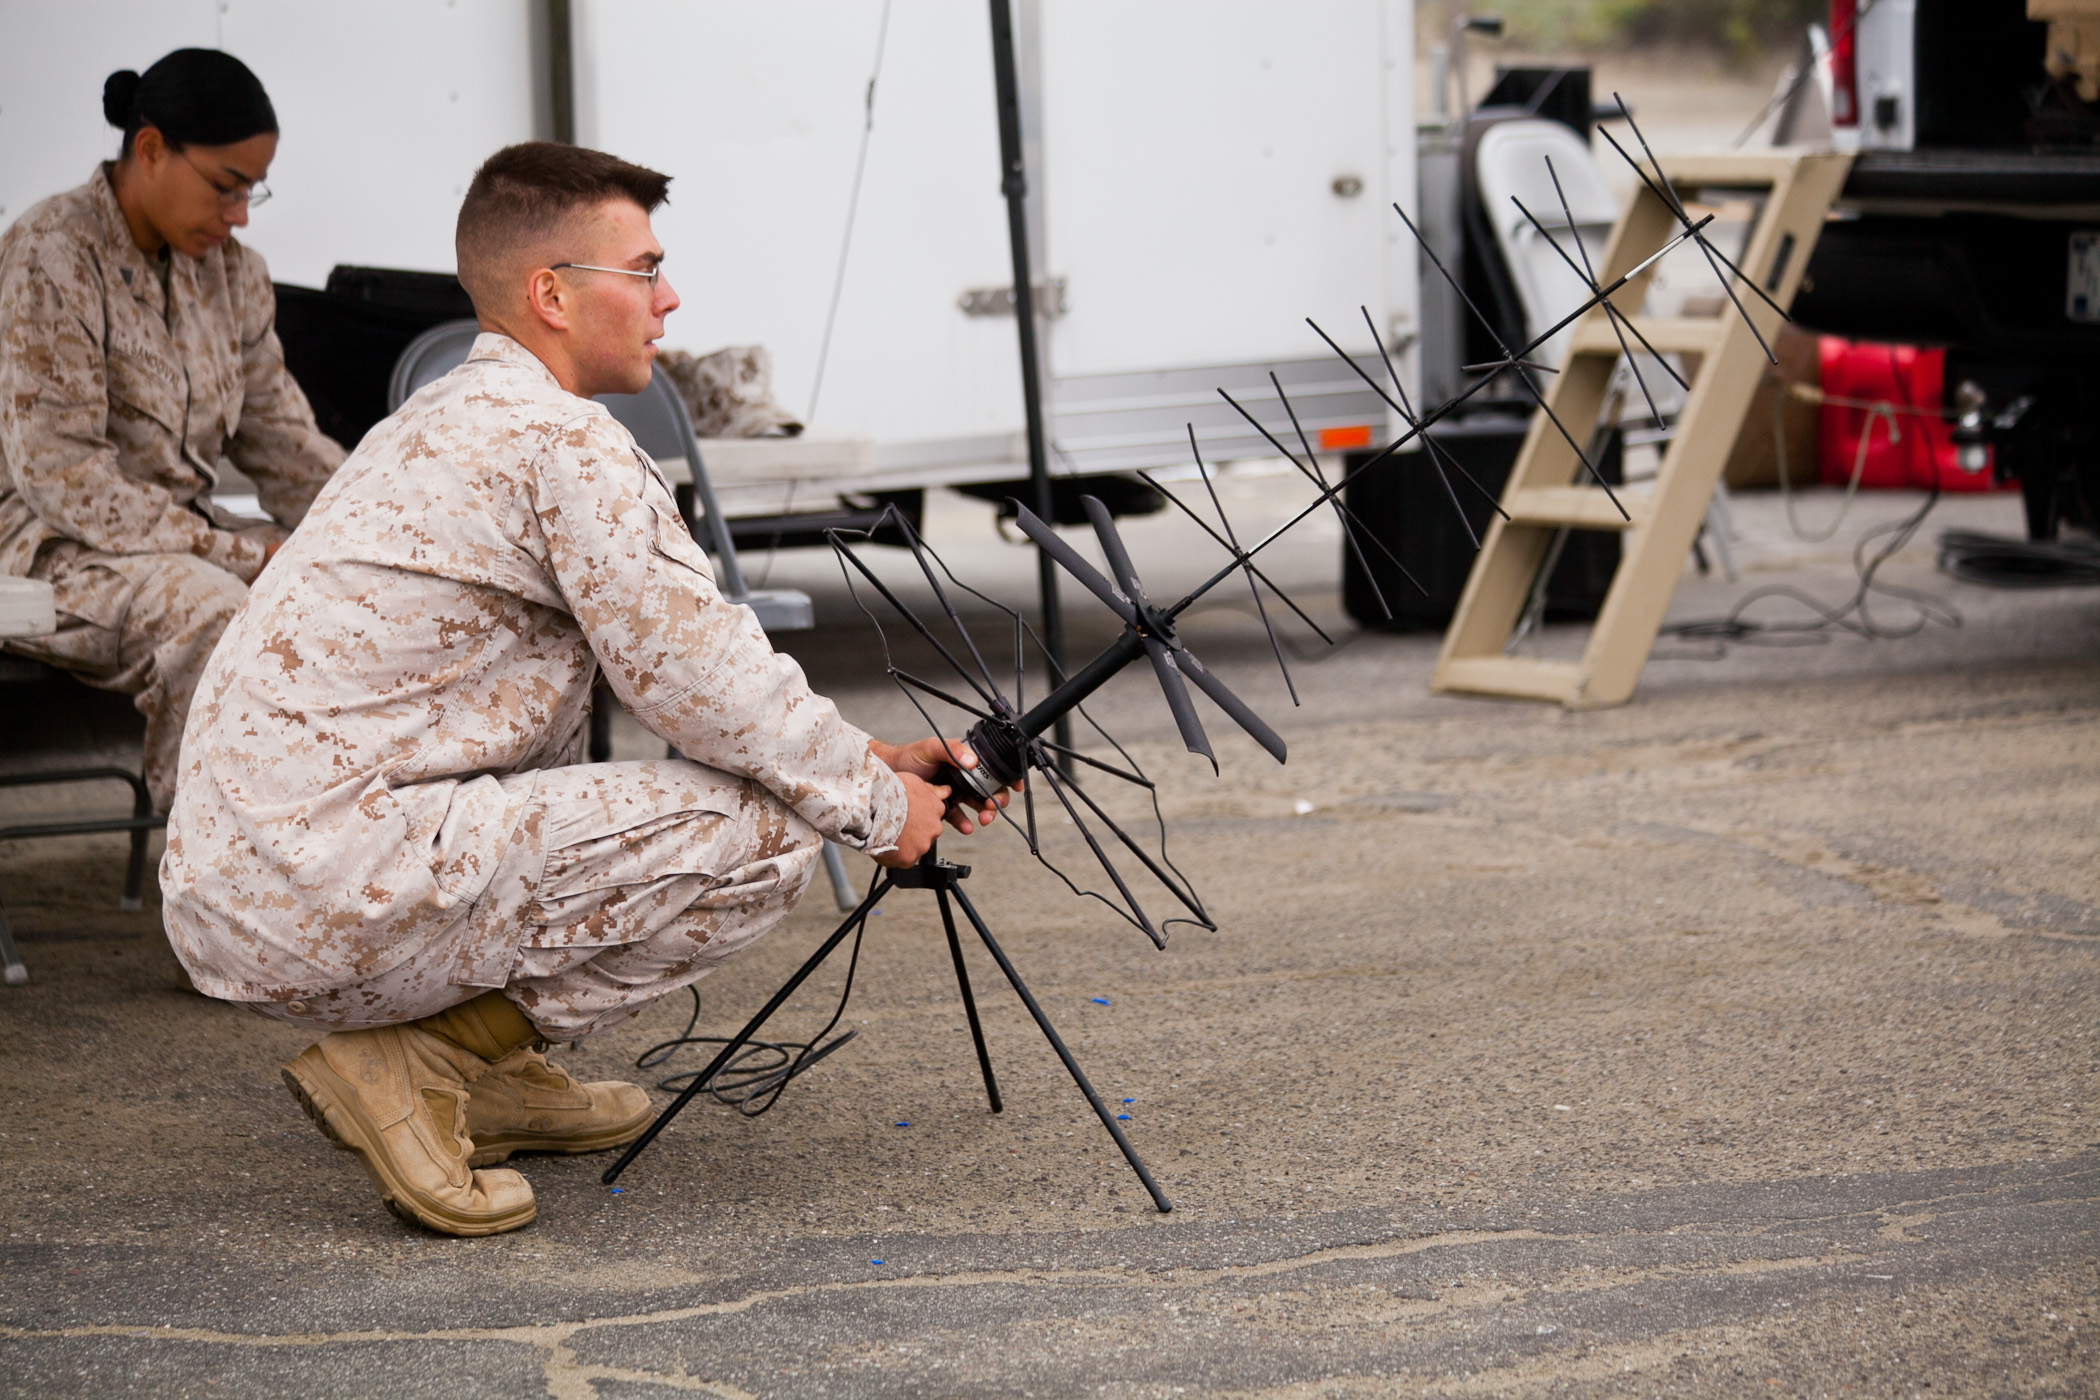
left=1272, top=365, right=1392, bottom=617
left=1213, top=384, right=1428, bottom=594
left=1171, top=207, right=1720, bottom=615
left=1183, top=426, right=1298, bottom=702
left=1300, top=318, right=1510, bottom=531
left=1392, top=201, right=1631, bottom=520
left=1543, top=156, right=1688, bottom=390
left=1603, top=95, right=1786, bottom=360
left=1134, top=467, right=1343, bottom=636
left=1513, top=154, right=1687, bottom=430
left=1352, top=307, right=1519, bottom=560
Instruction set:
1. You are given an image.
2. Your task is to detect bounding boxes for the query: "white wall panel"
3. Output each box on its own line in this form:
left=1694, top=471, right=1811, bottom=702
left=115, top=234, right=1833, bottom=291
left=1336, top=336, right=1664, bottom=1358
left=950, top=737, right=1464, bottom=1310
left=575, top=0, right=1021, bottom=444
left=1039, top=0, right=1416, bottom=379
left=3, top=1, right=1414, bottom=463
left=0, top=1, right=537, bottom=289
left=214, top=0, right=537, bottom=286
left=0, top=2, right=219, bottom=236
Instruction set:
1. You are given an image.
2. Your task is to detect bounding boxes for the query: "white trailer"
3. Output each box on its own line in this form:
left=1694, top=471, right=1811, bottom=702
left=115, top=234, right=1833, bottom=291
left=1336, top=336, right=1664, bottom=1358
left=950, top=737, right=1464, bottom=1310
left=2, top=1, right=1417, bottom=523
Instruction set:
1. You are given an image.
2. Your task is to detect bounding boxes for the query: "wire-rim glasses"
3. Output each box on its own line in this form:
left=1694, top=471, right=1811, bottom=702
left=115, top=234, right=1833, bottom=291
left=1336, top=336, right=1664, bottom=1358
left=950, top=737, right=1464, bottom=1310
left=549, top=261, right=661, bottom=286
left=180, top=149, right=271, bottom=209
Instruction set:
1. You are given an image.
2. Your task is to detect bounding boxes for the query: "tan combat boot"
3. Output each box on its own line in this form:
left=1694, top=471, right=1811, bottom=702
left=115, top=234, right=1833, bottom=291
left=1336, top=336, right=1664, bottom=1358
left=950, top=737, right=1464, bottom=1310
left=282, top=992, right=539, bottom=1236
left=414, top=991, right=652, bottom=1167
left=462, top=1046, right=653, bottom=1168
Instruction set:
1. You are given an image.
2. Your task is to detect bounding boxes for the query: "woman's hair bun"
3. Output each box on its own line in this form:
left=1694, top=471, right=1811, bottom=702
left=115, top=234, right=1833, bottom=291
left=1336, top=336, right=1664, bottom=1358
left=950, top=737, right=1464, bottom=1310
left=102, top=70, right=141, bottom=128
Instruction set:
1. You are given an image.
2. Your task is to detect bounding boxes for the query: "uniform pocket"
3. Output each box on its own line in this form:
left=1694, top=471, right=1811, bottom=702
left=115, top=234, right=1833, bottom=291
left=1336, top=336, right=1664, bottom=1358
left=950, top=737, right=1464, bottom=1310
left=522, top=762, right=777, bottom=947
left=646, top=501, right=717, bottom=584
left=101, top=331, right=185, bottom=436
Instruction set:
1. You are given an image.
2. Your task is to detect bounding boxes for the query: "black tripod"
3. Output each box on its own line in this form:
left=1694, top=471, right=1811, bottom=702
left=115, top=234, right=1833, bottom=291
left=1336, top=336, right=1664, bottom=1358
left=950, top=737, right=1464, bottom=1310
left=601, top=842, right=1172, bottom=1213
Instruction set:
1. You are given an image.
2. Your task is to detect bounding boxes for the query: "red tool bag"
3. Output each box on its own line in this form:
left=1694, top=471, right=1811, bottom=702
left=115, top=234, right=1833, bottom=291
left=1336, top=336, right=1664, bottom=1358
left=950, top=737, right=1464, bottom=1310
left=1815, top=337, right=2000, bottom=491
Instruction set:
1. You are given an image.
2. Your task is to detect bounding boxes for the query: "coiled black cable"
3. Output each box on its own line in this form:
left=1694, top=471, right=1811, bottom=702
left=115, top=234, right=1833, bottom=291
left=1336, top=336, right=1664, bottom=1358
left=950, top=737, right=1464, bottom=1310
left=1936, top=530, right=2100, bottom=588
left=1663, top=482, right=1959, bottom=651
left=634, top=906, right=873, bottom=1117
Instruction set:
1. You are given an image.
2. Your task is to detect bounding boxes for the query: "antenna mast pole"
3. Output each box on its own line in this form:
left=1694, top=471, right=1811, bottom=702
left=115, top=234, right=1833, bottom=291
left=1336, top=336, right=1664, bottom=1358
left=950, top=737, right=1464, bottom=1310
left=988, top=0, right=1073, bottom=768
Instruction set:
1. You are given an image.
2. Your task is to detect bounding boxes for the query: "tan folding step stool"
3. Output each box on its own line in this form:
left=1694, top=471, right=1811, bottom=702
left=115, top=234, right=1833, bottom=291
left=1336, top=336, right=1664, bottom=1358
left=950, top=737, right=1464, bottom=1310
left=1432, top=150, right=1853, bottom=708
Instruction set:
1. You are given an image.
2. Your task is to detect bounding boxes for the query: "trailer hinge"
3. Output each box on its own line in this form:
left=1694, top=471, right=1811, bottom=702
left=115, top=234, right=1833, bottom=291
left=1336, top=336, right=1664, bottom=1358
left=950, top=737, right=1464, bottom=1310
left=958, top=277, right=1068, bottom=320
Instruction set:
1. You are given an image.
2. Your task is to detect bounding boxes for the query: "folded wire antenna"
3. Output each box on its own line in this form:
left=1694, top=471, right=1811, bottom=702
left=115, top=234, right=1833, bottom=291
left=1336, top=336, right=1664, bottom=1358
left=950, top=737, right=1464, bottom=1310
left=836, top=111, right=1781, bottom=949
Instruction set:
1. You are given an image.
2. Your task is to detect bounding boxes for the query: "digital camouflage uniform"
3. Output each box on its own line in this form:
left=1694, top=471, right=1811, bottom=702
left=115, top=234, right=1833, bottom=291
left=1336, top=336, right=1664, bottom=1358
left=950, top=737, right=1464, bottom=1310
left=0, top=166, right=343, bottom=808
left=160, top=333, right=908, bottom=1041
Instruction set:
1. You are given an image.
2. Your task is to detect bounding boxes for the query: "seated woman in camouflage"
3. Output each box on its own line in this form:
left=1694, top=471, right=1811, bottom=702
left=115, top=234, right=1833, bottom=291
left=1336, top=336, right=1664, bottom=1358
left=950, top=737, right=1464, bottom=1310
left=159, top=142, right=1012, bottom=1237
left=0, top=49, right=342, bottom=811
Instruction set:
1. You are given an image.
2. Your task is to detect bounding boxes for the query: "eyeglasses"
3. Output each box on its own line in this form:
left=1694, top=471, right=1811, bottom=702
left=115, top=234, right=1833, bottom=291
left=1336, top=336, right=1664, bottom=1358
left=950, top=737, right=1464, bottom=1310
left=181, top=149, right=271, bottom=209
left=548, top=261, right=661, bottom=286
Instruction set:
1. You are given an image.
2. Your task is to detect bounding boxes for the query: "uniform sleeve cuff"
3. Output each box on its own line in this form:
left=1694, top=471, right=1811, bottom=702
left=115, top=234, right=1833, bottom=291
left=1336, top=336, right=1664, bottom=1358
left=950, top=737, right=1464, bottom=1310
left=196, top=528, right=268, bottom=584
left=860, top=763, right=911, bottom=859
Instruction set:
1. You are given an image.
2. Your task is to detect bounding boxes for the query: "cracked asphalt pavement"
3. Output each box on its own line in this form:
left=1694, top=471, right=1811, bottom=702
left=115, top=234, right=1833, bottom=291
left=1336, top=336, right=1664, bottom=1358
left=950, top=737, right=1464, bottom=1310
left=2, top=484, right=2094, bottom=1397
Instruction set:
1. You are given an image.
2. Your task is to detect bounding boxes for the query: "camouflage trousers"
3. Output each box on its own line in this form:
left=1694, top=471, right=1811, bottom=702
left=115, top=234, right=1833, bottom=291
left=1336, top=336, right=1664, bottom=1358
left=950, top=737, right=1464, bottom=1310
left=243, top=759, right=824, bottom=1042
left=5, top=543, right=248, bottom=812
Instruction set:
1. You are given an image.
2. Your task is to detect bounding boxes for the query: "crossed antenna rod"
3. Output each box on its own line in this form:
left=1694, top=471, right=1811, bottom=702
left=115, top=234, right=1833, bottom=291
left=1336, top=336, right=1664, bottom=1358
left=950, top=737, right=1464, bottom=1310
left=1600, top=94, right=1794, bottom=361
left=1297, top=312, right=1509, bottom=550
left=1164, top=208, right=1710, bottom=617
left=1508, top=154, right=1687, bottom=431
left=830, top=507, right=1218, bottom=947
left=1171, top=108, right=1797, bottom=619
left=816, top=102, right=1787, bottom=945
left=1393, top=199, right=1631, bottom=521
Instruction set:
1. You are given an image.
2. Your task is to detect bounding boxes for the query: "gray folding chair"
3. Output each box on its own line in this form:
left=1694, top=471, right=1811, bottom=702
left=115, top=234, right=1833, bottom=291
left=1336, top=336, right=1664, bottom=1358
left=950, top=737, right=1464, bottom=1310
left=1, top=580, right=163, bottom=985
left=389, top=322, right=856, bottom=908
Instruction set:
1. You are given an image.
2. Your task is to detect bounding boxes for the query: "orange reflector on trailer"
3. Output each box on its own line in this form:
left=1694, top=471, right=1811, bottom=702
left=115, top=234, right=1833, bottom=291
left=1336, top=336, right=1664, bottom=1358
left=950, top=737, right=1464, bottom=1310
left=1317, top=424, right=1372, bottom=450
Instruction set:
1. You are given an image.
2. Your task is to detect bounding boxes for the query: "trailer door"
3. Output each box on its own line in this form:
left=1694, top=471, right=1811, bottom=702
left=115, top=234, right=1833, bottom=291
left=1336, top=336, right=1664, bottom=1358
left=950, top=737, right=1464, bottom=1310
left=1040, top=0, right=1417, bottom=474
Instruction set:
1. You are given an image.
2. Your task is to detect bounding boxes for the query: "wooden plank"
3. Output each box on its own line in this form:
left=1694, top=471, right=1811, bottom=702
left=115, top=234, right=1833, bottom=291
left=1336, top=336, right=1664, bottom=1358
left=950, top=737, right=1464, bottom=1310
left=1504, top=486, right=1645, bottom=530
left=1433, top=655, right=1582, bottom=703
left=1435, top=150, right=1853, bottom=710
left=1656, top=153, right=1795, bottom=187
left=1568, top=316, right=1724, bottom=358
left=1434, top=518, right=1555, bottom=665
left=1573, top=153, right=1854, bottom=708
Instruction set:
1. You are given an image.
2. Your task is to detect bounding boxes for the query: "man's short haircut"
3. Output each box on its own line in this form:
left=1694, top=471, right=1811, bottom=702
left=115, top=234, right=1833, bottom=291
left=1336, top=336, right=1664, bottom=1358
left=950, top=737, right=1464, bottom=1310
left=455, top=142, right=671, bottom=314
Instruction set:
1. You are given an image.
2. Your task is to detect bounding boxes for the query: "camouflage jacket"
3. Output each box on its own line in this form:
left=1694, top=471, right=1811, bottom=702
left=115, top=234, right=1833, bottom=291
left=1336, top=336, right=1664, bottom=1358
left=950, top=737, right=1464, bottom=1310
left=0, top=166, right=341, bottom=581
left=162, top=333, right=907, bottom=1001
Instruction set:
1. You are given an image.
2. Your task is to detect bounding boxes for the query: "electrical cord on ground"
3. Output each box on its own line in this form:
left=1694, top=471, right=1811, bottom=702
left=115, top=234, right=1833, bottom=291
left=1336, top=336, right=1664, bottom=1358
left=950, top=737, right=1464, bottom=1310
left=1661, top=361, right=1965, bottom=654
left=1773, top=381, right=1885, bottom=543
left=1663, top=480, right=1957, bottom=652
left=634, top=902, right=874, bottom=1117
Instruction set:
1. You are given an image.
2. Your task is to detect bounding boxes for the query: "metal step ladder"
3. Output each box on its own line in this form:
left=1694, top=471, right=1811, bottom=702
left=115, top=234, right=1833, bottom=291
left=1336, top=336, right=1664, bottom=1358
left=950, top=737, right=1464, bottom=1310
left=1432, top=150, right=1852, bottom=708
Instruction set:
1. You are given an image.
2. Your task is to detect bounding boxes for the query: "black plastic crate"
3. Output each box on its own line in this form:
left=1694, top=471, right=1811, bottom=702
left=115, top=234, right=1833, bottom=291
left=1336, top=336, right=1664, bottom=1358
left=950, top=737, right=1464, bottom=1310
left=273, top=266, right=476, bottom=450
left=1341, top=414, right=1621, bottom=631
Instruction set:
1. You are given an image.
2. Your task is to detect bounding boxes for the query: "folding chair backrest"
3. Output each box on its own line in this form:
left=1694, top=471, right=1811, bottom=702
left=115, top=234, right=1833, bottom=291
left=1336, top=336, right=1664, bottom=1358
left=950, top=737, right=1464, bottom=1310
left=387, top=319, right=483, bottom=410
left=598, top=376, right=752, bottom=596
left=1474, top=118, right=1620, bottom=367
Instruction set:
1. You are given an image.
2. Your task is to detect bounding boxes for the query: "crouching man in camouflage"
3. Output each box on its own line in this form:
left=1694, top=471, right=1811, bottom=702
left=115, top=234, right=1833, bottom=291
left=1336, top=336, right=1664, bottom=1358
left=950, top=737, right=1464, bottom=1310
left=159, top=142, right=1006, bottom=1236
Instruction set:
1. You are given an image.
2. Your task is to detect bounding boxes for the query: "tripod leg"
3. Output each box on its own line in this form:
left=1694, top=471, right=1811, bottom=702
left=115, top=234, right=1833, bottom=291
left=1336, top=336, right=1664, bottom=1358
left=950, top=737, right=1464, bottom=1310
left=947, top=882, right=1171, bottom=1214
left=603, top=871, right=896, bottom=1184
left=934, top=885, right=1002, bottom=1113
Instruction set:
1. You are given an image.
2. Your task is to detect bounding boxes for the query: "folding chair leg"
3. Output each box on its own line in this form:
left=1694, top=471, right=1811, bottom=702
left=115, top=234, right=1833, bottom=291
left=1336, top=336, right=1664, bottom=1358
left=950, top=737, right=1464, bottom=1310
left=0, top=902, right=26, bottom=986
left=121, top=768, right=152, bottom=912
left=1704, top=482, right=1739, bottom=583
left=589, top=692, right=613, bottom=763
left=821, top=841, right=858, bottom=911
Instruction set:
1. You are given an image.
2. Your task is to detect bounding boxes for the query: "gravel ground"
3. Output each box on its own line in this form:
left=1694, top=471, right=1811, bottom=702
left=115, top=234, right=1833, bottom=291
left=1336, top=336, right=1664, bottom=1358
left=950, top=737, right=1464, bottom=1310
left=2, top=479, right=2094, bottom=1398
